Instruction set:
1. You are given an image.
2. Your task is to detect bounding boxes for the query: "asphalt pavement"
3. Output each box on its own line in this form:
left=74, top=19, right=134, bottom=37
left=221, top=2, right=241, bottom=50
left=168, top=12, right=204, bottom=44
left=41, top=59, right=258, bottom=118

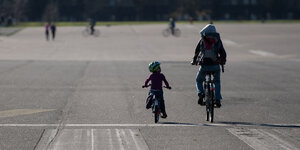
left=0, top=23, right=299, bottom=150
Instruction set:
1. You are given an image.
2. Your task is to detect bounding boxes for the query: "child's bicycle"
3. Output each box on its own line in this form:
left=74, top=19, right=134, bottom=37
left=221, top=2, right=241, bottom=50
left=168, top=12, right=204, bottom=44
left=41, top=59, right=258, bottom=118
left=142, top=85, right=171, bottom=123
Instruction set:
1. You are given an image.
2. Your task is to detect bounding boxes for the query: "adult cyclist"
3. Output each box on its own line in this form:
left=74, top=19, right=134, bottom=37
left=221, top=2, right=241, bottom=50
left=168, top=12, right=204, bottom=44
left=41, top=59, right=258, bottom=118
left=169, top=17, right=176, bottom=35
left=191, top=24, right=227, bottom=108
left=89, top=18, right=96, bottom=35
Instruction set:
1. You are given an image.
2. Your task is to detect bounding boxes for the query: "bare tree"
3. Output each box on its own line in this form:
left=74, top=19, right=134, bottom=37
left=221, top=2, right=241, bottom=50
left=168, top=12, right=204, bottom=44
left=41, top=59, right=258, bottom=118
left=12, top=0, right=28, bottom=22
left=43, top=1, right=59, bottom=23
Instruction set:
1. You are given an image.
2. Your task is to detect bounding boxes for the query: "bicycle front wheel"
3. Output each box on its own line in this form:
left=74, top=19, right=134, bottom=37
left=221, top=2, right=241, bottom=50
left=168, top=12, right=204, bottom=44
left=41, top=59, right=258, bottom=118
left=162, top=28, right=171, bottom=37
left=93, top=29, right=100, bottom=37
left=82, top=29, right=89, bottom=37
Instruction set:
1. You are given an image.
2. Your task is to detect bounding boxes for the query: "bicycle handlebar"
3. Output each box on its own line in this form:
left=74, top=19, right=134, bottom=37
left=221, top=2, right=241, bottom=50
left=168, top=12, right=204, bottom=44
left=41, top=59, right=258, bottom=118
left=142, top=84, right=171, bottom=90
left=142, top=85, right=149, bottom=88
left=163, top=86, right=172, bottom=90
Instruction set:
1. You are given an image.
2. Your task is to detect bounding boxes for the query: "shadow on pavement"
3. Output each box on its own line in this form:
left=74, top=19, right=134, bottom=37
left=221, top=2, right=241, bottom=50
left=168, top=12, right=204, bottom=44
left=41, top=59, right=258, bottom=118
left=159, top=122, right=198, bottom=126
left=215, top=121, right=300, bottom=128
left=156, top=121, right=300, bottom=128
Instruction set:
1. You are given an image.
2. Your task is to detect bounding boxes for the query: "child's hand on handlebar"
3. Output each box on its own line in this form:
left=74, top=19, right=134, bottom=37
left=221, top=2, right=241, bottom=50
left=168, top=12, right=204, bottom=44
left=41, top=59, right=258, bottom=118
left=142, top=84, right=151, bottom=88
left=164, top=86, right=172, bottom=90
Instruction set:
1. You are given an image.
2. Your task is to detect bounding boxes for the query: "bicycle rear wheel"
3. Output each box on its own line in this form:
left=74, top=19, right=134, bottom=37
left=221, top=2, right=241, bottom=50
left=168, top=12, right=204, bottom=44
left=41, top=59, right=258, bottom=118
left=205, top=88, right=210, bottom=121
left=206, top=105, right=209, bottom=121
left=93, top=29, right=100, bottom=37
left=206, top=99, right=214, bottom=122
left=210, top=99, right=214, bottom=123
left=154, top=106, right=160, bottom=123
left=205, top=84, right=214, bottom=122
left=174, top=28, right=181, bottom=37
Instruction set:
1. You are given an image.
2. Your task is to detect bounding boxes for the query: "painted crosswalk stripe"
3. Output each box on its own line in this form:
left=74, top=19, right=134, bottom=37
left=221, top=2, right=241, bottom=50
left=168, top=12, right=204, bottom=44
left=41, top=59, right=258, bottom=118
left=36, top=129, right=149, bottom=150
left=227, top=128, right=298, bottom=150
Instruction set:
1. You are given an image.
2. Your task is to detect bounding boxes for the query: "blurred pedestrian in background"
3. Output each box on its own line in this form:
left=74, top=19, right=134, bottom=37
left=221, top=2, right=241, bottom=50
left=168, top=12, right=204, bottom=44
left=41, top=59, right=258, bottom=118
left=189, top=17, right=194, bottom=24
left=7, top=16, right=13, bottom=26
left=0, top=15, right=4, bottom=26
left=45, top=23, right=50, bottom=41
left=51, top=23, right=56, bottom=40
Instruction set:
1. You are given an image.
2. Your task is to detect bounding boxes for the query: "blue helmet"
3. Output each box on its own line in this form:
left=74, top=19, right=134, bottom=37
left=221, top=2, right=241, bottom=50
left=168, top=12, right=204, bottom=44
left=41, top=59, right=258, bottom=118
left=149, top=61, right=160, bottom=72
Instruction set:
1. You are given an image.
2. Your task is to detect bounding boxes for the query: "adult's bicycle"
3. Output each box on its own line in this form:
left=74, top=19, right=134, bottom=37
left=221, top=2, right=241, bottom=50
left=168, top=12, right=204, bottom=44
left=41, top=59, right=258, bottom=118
left=203, top=65, right=224, bottom=123
left=82, top=26, right=100, bottom=37
left=162, top=27, right=181, bottom=37
left=142, top=85, right=171, bottom=123
left=203, top=71, right=216, bottom=122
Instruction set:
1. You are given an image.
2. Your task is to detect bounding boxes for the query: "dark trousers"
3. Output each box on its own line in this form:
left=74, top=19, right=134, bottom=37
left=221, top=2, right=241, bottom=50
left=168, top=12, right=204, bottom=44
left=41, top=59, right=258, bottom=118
left=90, top=26, right=95, bottom=34
left=51, top=31, right=55, bottom=40
left=45, top=30, right=49, bottom=40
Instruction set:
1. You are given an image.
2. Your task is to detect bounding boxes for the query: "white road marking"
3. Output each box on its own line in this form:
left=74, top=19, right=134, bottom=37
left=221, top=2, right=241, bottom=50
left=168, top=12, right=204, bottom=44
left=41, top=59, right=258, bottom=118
left=249, top=50, right=277, bottom=57
left=130, top=129, right=150, bottom=150
left=116, top=129, right=125, bottom=150
left=37, top=129, right=149, bottom=150
left=223, top=39, right=239, bottom=46
left=228, top=128, right=298, bottom=150
left=91, top=129, right=94, bottom=150
left=130, top=130, right=141, bottom=150
left=121, top=129, right=130, bottom=149
left=0, top=123, right=299, bottom=128
left=249, top=50, right=300, bottom=62
left=107, top=129, right=113, bottom=150
left=0, top=109, right=55, bottom=118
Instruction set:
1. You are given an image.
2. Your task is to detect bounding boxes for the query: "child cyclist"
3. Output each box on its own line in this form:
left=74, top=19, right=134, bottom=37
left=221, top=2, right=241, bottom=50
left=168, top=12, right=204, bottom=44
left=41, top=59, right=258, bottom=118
left=143, top=61, right=171, bottom=118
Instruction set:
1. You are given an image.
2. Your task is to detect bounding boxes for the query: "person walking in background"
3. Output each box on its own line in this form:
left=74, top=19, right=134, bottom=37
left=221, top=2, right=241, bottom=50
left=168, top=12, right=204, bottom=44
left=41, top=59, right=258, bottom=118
left=50, top=23, right=56, bottom=40
left=0, top=15, right=4, bottom=26
left=45, top=23, right=50, bottom=41
left=189, top=17, right=194, bottom=24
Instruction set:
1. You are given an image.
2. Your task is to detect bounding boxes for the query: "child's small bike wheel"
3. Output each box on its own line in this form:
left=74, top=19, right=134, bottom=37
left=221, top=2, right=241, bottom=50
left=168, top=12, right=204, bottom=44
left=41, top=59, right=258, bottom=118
left=154, top=105, right=160, bottom=123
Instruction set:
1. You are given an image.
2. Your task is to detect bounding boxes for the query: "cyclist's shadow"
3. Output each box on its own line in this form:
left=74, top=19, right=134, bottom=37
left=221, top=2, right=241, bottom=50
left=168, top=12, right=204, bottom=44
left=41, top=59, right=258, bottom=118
left=159, top=121, right=198, bottom=126
left=158, top=121, right=300, bottom=128
left=215, top=121, right=300, bottom=128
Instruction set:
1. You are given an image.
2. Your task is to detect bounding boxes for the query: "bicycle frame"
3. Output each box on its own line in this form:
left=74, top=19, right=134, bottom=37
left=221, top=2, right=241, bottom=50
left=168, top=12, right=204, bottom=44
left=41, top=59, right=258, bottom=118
left=82, top=26, right=100, bottom=37
left=162, top=27, right=181, bottom=37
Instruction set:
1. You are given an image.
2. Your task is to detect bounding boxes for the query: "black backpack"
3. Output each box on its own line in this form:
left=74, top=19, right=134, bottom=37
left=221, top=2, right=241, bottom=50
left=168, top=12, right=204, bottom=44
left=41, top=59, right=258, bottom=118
left=199, top=32, right=221, bottom=65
